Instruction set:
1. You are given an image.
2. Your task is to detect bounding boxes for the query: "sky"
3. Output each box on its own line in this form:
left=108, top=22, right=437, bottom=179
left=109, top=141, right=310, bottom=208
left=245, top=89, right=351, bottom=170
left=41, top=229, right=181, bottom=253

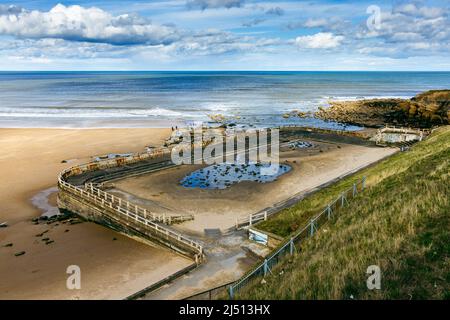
left=0, top=0, right=448, bottom=70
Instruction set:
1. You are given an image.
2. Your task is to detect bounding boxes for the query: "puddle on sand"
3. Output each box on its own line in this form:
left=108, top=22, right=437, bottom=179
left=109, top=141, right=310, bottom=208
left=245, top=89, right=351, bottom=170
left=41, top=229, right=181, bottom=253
left=288, top=140, right=314, bottom=149
left=181, top=162, right=291, bottom=189
left=31, top=187, right=60, bottom=217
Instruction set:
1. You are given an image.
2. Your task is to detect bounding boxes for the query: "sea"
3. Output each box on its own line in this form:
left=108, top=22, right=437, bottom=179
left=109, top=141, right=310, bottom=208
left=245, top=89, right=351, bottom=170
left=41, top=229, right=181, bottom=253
left=0, top=71, right=448, bottom=129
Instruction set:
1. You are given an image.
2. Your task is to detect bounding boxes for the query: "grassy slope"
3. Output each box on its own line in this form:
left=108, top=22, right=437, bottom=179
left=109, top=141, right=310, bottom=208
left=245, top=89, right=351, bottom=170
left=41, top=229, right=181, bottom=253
left=238, top=126, right=450, bottom=299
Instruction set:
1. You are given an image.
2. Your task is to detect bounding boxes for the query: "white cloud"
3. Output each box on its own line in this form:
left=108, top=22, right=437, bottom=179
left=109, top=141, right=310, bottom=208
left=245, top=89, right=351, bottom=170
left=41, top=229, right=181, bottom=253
left=170, top=29, right=282, bottom=55
left=0, top=4, right=179, bottom=45
left=287, top=17, right=350, bottom=33
left=303, top=18, right=328, bottom=28
left=0, top=26, right=283, bottom=63
left=295, top=32, right=344, bottom=49
left=355, top=3, right=450, bottom=58
left=186, top=0, right=244, bottom=10
left=265, top=7, right=284, bottom=16
left=0, top=4, right=24, bottom=15
left=393, top=3, right=446, bottom=19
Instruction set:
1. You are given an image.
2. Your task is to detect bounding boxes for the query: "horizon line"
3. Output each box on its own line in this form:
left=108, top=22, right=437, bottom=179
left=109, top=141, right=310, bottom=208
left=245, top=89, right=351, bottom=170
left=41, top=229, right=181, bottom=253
left=1, top=70, right=449, bottom=72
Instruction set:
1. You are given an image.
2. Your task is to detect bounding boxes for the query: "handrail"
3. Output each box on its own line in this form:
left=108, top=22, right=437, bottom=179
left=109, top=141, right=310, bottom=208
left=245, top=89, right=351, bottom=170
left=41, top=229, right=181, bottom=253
left=57, top=148, right=203, bottom=260
left=84, top=183, right=194, bottom=224
left=59, top=178, right=203, bottom=254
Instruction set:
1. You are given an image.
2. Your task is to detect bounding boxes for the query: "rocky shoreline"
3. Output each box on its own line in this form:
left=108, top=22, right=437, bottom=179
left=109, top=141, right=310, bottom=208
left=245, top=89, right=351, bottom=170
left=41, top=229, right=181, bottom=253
left=315, top=90, right=450, bottom=128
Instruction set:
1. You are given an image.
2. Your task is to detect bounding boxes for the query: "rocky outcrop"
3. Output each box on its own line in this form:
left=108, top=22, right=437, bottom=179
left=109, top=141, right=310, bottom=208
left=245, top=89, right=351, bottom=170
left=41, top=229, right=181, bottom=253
left=315, top=90, right=450, bottom=128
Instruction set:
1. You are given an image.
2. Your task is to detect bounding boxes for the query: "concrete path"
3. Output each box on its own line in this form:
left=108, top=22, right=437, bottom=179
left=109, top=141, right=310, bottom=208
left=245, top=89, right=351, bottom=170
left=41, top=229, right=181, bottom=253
left=140, top=229, right=258, bottom=300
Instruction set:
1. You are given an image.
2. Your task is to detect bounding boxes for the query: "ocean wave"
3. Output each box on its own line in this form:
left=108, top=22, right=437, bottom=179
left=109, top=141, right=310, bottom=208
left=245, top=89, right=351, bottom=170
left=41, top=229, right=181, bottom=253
left=200, top=102, right=241, bottom=112
left=0, top=107, right=198, bottom=119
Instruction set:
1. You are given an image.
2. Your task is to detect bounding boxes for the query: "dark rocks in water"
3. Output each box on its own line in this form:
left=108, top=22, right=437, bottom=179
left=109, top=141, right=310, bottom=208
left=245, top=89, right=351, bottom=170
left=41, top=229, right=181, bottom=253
left=0, top=222, right=7, bottom=228
left=61, top=160, right=68, bottom=163
left=113, top=237, right=117, bottom=241
left=181, top=162, right=292, bottom=189
left=45, top=240, right=54, bottom=245
left=64, top=229, right=70, bottom=233
left=15, top=251, right=25, bottom=256
left=42, top=237, right=50, bottom=242
left=3, top=243, right=13, bottom=247
left=315, top=89, right=450, bottom=128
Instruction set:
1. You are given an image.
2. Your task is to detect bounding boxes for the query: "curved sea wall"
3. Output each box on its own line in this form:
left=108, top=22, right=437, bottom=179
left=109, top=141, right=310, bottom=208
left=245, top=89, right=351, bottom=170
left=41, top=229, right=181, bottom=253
left=57, top=147, right=204, bottom=263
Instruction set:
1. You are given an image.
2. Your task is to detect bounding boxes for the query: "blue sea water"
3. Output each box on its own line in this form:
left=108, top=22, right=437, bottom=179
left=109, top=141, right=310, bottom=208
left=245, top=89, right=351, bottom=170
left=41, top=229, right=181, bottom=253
left=0, top=71, right=448, bottom=128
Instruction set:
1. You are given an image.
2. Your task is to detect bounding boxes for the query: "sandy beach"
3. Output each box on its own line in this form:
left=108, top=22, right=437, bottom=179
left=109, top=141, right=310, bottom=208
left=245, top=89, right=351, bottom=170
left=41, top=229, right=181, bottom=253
left=0, top=127, right=397, bottom=299
left=0, top=128, right=192, bottom=299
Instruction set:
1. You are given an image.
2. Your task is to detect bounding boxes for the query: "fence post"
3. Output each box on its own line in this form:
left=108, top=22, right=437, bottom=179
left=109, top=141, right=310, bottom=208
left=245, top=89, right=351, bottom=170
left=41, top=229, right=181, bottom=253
left=289, top=237, right=294, bottom=255
left=353, top=183, right=357, bottom=197
left=229, top=286, right=234, bottom=299
left=249, top=214, right=253, bottom=226
left=327, top=205, right=332, bottom=219
left=263, top=259, right=269, bottom=276
left=362, top=176, right=366, bottom=190
left=310, top=219, right=315, bottom=237
left=341, top=193, right=345, bottom=207
left=264, top=211, right=268, bottom=221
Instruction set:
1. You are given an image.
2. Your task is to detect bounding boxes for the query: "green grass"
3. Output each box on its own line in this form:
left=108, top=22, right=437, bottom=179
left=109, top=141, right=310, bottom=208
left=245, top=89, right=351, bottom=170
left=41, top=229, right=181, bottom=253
left=257, top=126, right=450, bottom=237
left=237, top=126, right=450, bottom=299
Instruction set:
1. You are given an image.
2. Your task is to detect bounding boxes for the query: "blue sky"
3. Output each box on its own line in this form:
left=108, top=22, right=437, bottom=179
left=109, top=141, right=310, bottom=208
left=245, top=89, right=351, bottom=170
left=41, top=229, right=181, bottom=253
left=0, top=0, right=448, bottom=70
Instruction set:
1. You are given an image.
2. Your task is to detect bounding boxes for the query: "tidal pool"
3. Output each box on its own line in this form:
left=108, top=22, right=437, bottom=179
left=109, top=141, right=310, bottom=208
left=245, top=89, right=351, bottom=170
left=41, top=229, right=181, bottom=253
left=288, top=141, right=314, bottom=149
left=181, top=163, right=291, bottom=189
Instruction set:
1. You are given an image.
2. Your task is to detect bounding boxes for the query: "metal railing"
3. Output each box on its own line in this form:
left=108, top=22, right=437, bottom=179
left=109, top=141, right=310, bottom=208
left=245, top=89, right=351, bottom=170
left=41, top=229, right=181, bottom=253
left=228, top=176, right=366, bottom=298
left=183, top=281, right=235, bottom=300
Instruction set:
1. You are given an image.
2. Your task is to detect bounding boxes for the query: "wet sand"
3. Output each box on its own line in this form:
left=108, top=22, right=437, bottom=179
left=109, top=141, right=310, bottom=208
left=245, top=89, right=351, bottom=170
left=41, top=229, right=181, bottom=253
left=0, top=128, right=192, bottom=300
